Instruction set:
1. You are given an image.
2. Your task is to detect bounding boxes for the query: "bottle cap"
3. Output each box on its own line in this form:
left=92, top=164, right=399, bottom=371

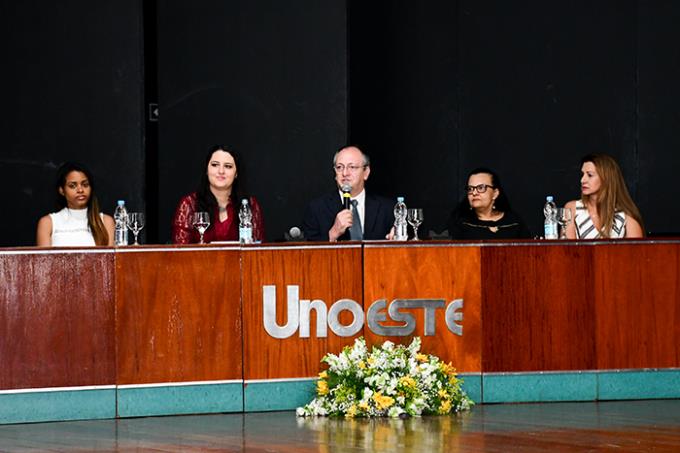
left=241, top=198, right=248, bottom=205
left=117, top=200, right=125, bottom=206
left=397, top=197, right=404, bottom=202
left=546, top=196, right=554, bottom=202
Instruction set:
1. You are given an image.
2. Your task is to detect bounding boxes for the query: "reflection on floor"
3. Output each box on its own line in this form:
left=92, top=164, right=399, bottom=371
left=1, top=400, right=680, bottom=452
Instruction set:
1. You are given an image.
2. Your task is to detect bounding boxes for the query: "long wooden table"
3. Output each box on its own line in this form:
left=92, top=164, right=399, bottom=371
left=1, top=240, right=679, bottom=423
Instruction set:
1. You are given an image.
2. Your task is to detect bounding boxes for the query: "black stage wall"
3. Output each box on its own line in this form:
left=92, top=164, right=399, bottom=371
left=350, top=0, right=679, bottom=236
left=2, top=1, right=679, bottom=246
left=0, top=1, right=145, bottom=246
left=155, top=0, right=348, bottom=243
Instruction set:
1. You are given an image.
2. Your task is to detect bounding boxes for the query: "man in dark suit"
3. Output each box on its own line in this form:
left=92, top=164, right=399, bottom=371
left=303, top=146, right=394, bottom=241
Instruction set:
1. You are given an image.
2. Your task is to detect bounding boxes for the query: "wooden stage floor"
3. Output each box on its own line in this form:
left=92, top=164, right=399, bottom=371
left=1, top=400, right=680, bottom=452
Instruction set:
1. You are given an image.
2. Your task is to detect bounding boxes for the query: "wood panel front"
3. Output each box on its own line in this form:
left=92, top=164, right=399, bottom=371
left=241, top=246, right=363, bottom=379
left=115, top=248, right=242, bottom=384
left=0, top=250, right=115, bottom=389
left=481, top=244, right=597, bottom=372
left=593, top=243, right=680, bottom=369
left=362, top=245, right=482, bottom=372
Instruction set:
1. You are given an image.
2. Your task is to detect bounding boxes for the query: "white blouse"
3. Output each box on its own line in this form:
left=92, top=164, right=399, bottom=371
left=50, top=207, right=96, bottom=246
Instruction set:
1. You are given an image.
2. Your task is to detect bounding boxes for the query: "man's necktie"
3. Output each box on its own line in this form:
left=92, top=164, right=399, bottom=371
left=349, top=199, right=363, bottom=240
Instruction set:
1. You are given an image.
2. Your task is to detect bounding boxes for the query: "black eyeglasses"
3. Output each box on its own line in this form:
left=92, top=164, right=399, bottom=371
left=465, top=184, right=495, bottom=194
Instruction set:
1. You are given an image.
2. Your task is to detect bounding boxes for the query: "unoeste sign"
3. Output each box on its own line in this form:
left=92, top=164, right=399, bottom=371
left=263, top=285, right=464, bottom=339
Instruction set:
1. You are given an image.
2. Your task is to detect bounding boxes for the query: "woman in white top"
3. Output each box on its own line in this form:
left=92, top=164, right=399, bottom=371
left=564, top=154, right=644, bottom=239
left=36, top=162, right=114, bottom=246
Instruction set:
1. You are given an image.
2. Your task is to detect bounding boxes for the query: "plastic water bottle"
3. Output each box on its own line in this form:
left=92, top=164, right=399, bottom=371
left=239, top=198, right=253, bottom=244
left=393, top=197, right=408, bottom=241
left=114, top=200, right=129, bottom=246
left=543, top=196, right=558, bottom=240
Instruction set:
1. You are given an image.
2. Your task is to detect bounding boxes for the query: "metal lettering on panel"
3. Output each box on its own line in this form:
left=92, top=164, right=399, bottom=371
left=261, top=285, right=465, bottom=339
left=327, top=299, right=364, bottom=337
left=299, top=299, right=327, bottom=338
left=445, top=298, right=463, bottom=336
left=263, top=285, right=299, bottom=339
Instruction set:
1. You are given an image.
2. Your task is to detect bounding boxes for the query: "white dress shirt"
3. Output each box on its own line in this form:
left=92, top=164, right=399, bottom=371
left=338, top=189, right=366, bottom=232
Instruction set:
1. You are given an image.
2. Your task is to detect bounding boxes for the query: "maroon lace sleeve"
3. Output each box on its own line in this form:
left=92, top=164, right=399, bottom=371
left=249, top=196, right=266, bottom=242
left=172, top=193, right=198, bottom=244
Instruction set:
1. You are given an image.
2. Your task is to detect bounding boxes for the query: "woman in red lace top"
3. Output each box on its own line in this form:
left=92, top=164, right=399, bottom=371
left=172, top=145, right=265, bottom=244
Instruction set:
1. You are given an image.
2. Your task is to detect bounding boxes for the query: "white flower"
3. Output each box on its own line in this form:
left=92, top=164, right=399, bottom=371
left=388, top=406, right=405, bottom=418
left=407, top=337, right=421, bottom=355
left=348, top=338, right=367, bottom=361
left=385, top=377, right=398, bottom=395
left=393, top=357, right=406, bottom=369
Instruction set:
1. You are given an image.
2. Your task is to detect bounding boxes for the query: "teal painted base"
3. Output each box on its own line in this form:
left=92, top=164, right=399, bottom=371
left=598, top=370, right=680, bottom=400
left=483, top=372, right=598, bottom=403
left=459, top=373, right=482, bottom=404
left=244, top=379, right=316, bottom=412
left=482, top=369, right=680, bottom=403
left=2, top=370, right=680, bottom=424
left=0, top=388, right=115, bottom=424
left=117, top=382, right=243, bottom=417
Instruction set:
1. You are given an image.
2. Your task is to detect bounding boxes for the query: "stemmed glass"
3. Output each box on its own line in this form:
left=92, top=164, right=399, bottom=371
left=192, top=212, right=211, bottom=244
left=407, top=208, right=424, bottom=241
left=557, top=208, right=572, bottom=239
left=126, top=212, right=145, bottom=245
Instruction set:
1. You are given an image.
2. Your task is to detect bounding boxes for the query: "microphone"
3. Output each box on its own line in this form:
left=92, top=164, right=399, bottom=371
left=285, top=226, right=305, bottom=241
left=341, top=184, right=352, bottom=210
left=289, top=226, right=303, bottom=240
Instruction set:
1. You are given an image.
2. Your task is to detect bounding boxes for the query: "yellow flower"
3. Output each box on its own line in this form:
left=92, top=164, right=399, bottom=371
left=399, top=376, right=417, bottom=389
left=358, top=401, right=370, bottom=411
left=318, top=371, right=329, bottom=379
left=438, top=389, right=449, bottom=399
left=440, top=362, right=457, bottom=376
left=345, top=404, right=358, bottom=418
left=372, top=392, right=395, bottom=410
left=416, top=353, right=429, bottom=363
left=439, top=399, right=452, bottom=414
left=367, top=357, right=375, bottom=366
left=317, top=380, right=329, bottom=395
left=358, top=361, right=366, bottom=370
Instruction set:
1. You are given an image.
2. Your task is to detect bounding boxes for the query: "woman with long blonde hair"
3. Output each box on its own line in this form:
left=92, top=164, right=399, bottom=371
left=565, top=153, right=644, bottom=239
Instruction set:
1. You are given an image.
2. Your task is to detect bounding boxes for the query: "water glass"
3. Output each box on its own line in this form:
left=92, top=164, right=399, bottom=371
left=557, top=208, right=572, bottom=239
left=407, top=208, right=424, bottom=241
left=126, top=212, right=145, bottom=245
left=192, top=212, right=210, bottom=244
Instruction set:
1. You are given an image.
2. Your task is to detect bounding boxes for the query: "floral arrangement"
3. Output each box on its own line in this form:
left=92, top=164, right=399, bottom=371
left=296, top=337, right=473, bottom=418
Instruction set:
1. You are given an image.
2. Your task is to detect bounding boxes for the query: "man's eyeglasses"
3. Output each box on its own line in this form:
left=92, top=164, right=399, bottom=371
left=334, top=164, right=366, bottom=173
left=465, top=184, right=495, bottom=194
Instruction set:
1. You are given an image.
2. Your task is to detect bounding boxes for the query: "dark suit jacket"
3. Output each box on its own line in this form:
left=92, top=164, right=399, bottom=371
left=303, top=191, right=395, bottom=241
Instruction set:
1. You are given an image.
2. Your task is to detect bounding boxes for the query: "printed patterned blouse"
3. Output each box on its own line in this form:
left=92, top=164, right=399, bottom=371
left=574, top=200, right=625, bottom=239
left=172, top=192, right=265, bottom=244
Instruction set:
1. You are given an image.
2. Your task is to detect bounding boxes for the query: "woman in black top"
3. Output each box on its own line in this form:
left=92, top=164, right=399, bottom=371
left=448, top=167, right=531, bottom=240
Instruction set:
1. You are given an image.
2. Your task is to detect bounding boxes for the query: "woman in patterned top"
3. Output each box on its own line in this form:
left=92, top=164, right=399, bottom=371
left=171, top=145, right=265, bottom=244
left=564, top=153, right=644, bottom=239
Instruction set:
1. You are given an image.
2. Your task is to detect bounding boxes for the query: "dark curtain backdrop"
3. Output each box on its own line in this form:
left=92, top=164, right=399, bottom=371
left=349, top=1, right=460, bottom=236
left=350, top=0, right=648, bottom=236
left=0, top=1, right=145, bottom=246
left=2, top=1, right=679, bottom=246
left=638, top=1, right=680, bottom=235
left=155, top=0, right=348, bottom=243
